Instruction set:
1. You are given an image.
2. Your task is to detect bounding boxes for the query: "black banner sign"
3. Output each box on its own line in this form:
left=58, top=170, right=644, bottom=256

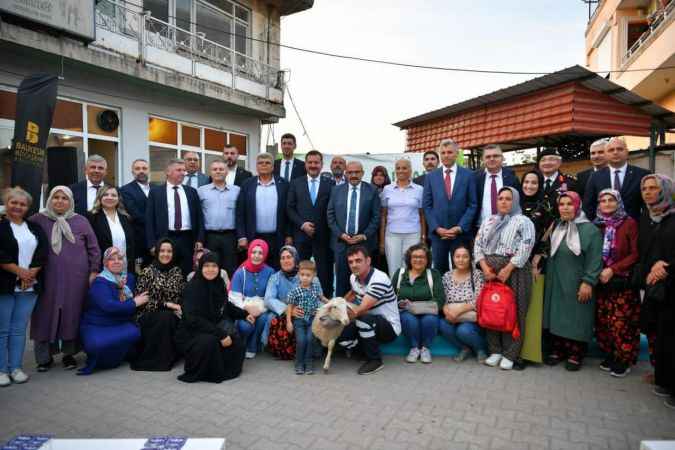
left=10, top=74, right=58, bottom=215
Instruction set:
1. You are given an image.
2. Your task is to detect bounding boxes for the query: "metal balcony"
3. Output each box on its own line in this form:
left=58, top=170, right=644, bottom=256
left=623, top=0, right=675, bottom=64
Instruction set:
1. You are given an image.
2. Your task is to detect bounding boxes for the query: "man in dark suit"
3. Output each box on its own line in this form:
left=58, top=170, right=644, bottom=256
left=120, top=158, right=152, bottom=269
left=413, top=150, right=439, bottom=186
left=236, top=153, right=290, bottom=271
left=274, top=133, right=306, bottom=182
left=70, top=154, right=110, bottom=216
left=182, top=151, right=210, bottom=189
left=474, top=144, right=520, bottom=233
left=423, top=138, right=477, bottom=274
left=576, top=138, right=608, bottom=200
left=223, top=144, right=252, bottom=187
left=583, top=137, right=651, bottom=220
left=327, top=161, right=381, bottom=296
left=146, top=158, right=205, bottom=276
left=537, top=148, right=578, bottom=218
left=287, top=150, right=334, bottom=296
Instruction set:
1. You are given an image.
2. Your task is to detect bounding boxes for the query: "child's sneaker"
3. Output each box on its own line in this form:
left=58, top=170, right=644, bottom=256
left=295, top=367, right=304, bottom=375
left=305, top=368, right=314, bottom=375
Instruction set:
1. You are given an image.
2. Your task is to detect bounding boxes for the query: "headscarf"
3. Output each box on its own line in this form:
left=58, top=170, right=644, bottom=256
left=279, top=245, right=299, bottom=279
left=479, top=186, right=522, bottom=254
left=242, top=239, right=269, bottom=273
left=98, top=247, right=133, bottom=300
left=520, top=170, right=544, bottom=207
left=593, top=189, right=628, bottom=266
left=193, top=247, right=211, bottom=272
left=370, top=165, right=391, bottom=190
left=41, top=185, right=76, bottom=255
left=183, top=252, right=227, bottom=322
left=641, top=174, right=675, bottom=223
left=152, top=238, right=180, bottom=272
left=550, top=191, right=590, bottom=257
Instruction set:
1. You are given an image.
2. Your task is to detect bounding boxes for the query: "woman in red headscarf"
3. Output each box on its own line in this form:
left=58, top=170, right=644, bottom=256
left=543, top=192, right=603, bottom=371
left=229, top=239, right=275, bottom=359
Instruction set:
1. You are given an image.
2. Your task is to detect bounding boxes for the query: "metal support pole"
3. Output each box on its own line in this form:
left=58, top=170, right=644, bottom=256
left=648, top=124, right=657, bottom=173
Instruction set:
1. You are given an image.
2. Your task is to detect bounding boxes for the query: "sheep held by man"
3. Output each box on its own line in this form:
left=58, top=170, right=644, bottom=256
left=312, top=297, right=354, bottom=372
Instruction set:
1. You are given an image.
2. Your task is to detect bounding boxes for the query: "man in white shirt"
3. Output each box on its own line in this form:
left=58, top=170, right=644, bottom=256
left=474, top=144, right=520, bottom=232
left=70, top=154, right=108, bottom=216
left=120, top=158, right=152, bottom=268
left=273, top=133, right=306, bottom=182
left=222, top=144, right=252, bottom=187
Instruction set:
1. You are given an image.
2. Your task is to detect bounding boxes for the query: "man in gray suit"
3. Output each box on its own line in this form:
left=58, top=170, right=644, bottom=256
left=183, top=151, right=210, bottom=189
left=327, top=161, right=381, bottom=296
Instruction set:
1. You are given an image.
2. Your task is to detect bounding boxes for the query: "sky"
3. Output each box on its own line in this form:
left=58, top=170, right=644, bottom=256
left=271, top=1, right=589, bottom=155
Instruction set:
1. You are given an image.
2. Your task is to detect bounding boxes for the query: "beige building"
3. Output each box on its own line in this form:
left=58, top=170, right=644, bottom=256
left=585, top=0, right=675, bottom=146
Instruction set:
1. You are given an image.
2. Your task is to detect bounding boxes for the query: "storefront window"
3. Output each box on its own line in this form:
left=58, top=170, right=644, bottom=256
left=148, top=117, right=178, bottom=145
left=204, top=128, right=226, bottom=151
left=52, top=99, right=83, bottom=132
left=149, top=146, right=178, bottom=183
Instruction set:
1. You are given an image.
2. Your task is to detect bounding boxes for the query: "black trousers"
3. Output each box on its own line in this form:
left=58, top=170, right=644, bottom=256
left=255, top=232, right=280, bottom=271
left=295, top=235, right=334, bottom=298
left=167, top=230, right=195, bottom=276
left=205, top=230, right=238, bottom=279
left=338, top=314, right=396, bottom=361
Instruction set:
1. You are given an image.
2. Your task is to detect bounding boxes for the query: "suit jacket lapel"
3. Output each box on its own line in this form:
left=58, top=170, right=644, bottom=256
left=621, top=166, right=634, bottom=196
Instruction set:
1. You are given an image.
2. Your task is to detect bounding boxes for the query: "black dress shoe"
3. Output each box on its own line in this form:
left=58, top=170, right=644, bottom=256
left=513, top=358, right=527, bottom=371
left=62, top=355, right=77, bottom=370
left=357, top=359, right=383, bottom=375
left=544, top=354, right=562, bottom=366
left=37, top=357, right=53, bottom=372
left=565, top=359, right=581, bottom=372
left=599, top=356, right=614, bottom=372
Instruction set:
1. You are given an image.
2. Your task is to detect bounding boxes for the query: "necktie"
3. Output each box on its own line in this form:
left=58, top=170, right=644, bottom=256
left=310, top=178, right=318, bottom=205
left=284, top=161, right=291, bottom=181
left=173, top=186, right=182, bottom=231
left=347, top=186, right=357, bottom=235
left=545, top=179, right=552, bottom=192
left=444, top=168, right=453, bottom=199
left=490, top=175, right=498, bottom=215
left=613, top=170, right=622, bottom=191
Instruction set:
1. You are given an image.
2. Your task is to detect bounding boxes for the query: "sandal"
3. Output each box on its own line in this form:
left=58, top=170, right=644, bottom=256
left=544, top=354, right=562, bottom=366
left=565, top=358, right=582, bottom=372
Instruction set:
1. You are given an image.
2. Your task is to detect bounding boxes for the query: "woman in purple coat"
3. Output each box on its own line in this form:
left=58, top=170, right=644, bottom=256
left=30, top=186, right=101, bottom=371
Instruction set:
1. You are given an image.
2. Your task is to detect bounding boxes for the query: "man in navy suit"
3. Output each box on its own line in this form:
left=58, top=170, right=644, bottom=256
left=474, top=144, right=520, bottom=233
left=274, top=133, right=306, bottom=182
left=287, top=150, right=334, bottom=296
left=576, top=138, right=608, bottom=200
left=223, top=144, right=252, bottom=187
left=583, top=137, right=651, bottom=220
left=146, top=158, right=205, bottom=276
left=182, top=151, right=210, bottom=189
left=423, top=138, right=478, bottom=274
left=120, top=158, right=152, bottom=269
left=236, top=152, right=290, bottom=271
left=327, top=161, right=381, bottom=296
left=70, top=154, right=109, bottom=216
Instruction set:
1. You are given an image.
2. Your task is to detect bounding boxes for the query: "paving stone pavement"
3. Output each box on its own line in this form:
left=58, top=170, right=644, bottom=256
left=1, top=352, right=674, bottom=450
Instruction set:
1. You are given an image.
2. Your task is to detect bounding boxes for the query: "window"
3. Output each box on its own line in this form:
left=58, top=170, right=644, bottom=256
left=147, top=116, right=248, bottom=183
left=196, top=1, right=232, bottom=49
left=144, top=0, right=169, bottom=23
left=627, top=21, right=649, bottom=52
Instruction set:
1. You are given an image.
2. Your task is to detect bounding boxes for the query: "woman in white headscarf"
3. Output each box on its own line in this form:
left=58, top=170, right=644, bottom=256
left=543, top=191, right=603, bottom=372
left=474, top=186, right=536, bottom=371
left=29, top=186, right=101, bottom=372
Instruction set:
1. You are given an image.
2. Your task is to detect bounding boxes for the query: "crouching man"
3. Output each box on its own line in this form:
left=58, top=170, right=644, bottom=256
left=338, top=245, right=401, bottom=375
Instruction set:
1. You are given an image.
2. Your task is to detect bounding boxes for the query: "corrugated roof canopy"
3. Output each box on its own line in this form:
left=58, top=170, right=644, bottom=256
left=394, top=65, right=675, bottom=153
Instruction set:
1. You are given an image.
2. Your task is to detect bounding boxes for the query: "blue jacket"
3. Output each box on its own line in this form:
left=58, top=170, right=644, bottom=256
left=327, top=182, right=381, bottom=251
left=81, top=275, right=137, bottom=327
left=235, top=176, right=289, bottom=242
left=423, top=166, right=477, bottom=238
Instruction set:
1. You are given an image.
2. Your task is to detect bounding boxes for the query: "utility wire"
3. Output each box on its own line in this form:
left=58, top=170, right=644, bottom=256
left=113, top=0, right=675, bottom=75
left=285, top=84, right=314, bottom=149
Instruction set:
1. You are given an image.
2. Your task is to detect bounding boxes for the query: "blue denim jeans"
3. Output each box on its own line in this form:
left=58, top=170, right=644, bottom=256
left=438, top=318, right=486, bottom=354
left=399, top=311, right=438, bottom=349
left=237, top=312, right=272, bottom=353
left=293, top=317, right=315, bottom=371
left=0, top=292, right=38, bottom=373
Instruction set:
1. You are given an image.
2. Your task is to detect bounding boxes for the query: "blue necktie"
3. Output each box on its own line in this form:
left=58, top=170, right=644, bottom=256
left=310, top=178, right=318, bottom=205
left=284, top=161, right=291, bottom=181
left=347, top=186, right=357, bottom=235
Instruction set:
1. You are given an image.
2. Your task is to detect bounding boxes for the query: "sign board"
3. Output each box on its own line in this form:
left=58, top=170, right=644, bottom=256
left=0, top=0, right=96, bottom=42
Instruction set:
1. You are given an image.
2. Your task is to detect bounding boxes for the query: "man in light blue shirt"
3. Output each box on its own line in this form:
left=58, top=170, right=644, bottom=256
left=198, top=158, right=240, bottom=277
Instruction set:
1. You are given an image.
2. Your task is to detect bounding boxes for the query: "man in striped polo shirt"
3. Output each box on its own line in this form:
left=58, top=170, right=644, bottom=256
left=339, top=246, right=401, bottom=375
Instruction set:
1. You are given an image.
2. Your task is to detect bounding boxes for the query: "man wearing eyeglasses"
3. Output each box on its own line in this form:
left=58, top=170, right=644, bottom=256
left=182, top=151, right=209, bottom=189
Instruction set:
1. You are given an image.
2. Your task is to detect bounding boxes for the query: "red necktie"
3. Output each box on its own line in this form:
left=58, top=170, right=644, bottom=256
left=490, top=174, right=498, bottom=215
left=445, top=168, right=453, bottom=199
left=173, top=186, right=182, bottom=231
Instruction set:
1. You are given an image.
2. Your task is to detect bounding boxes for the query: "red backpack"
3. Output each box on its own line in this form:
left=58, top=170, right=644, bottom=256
left=476, top=281, right=520, bottom=340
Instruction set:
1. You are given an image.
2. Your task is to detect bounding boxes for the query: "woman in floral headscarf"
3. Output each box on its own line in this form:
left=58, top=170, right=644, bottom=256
left=543, top=191, right=603, bottom=371
left=30, top=186, right=100, bottom=372
left=230, top=239, right=275, bottom=359
left=637, top=174, right=675, bottom=409
left=593, top=189, right=639, bottom=378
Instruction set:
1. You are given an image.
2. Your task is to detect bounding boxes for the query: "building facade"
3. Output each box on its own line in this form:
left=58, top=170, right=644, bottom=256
left=0, top=0, right=312, bottom=192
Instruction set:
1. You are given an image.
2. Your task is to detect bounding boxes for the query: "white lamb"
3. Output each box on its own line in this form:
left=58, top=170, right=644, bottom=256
left=311, top=297, right=354, bottom=372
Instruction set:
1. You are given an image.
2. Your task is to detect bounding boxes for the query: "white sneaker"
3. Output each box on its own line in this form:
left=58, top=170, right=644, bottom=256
left=0, top=373, right=10, bottom=387
left=420, top=347, right=432, bottom=364
left=484, top=353, right=502, bottom=367
left=245, top=352, right=256, bottom=359
left=406, top=348, right=420, bottom=363
left=10, top=369, right=29, bottom=384
left=500, top=357, right=514, bottom=370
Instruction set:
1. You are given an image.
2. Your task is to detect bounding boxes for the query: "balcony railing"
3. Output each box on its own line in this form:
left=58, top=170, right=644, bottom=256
left=623, top=0, right=675, bottom=64
left=94, top=0, right=284, bottom=98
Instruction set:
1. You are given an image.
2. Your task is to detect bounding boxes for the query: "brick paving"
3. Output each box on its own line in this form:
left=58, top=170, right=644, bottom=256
left=1, top=351, right=674, bottom=450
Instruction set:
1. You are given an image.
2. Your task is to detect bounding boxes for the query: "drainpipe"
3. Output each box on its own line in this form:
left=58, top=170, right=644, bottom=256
left=266, top=3, right=272, bottom=66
